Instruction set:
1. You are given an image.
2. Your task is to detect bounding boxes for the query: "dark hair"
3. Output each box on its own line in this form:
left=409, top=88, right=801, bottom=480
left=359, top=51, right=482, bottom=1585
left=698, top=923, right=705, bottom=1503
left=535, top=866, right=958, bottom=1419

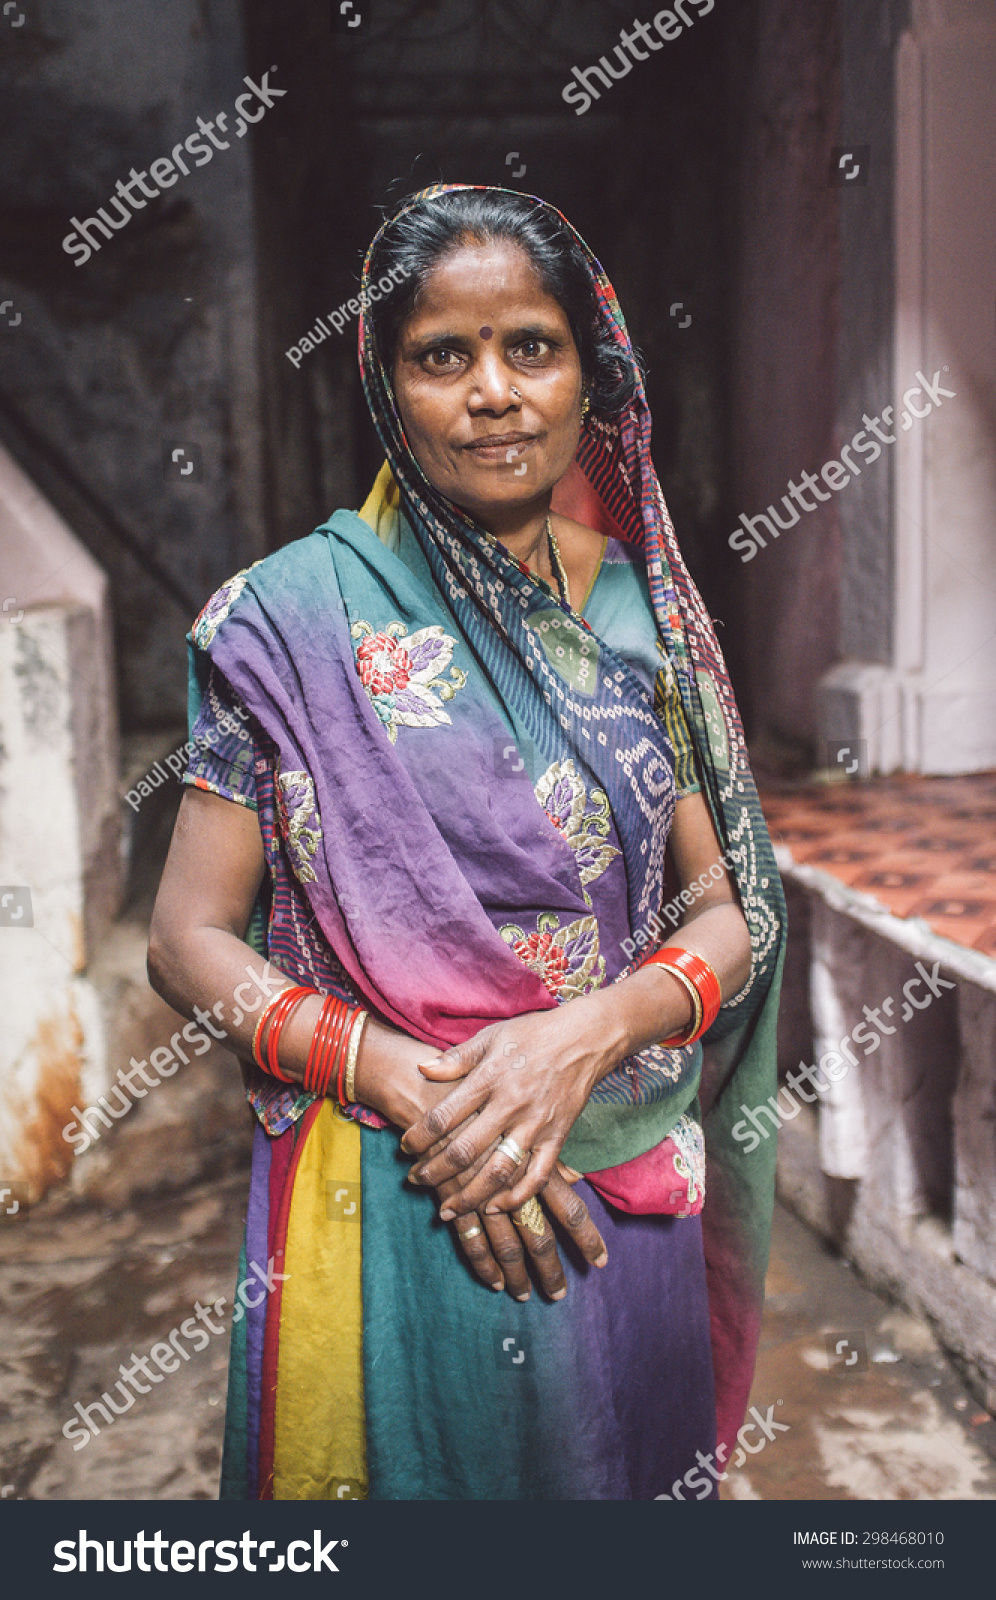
left=365, top=189, right=641, bottom=416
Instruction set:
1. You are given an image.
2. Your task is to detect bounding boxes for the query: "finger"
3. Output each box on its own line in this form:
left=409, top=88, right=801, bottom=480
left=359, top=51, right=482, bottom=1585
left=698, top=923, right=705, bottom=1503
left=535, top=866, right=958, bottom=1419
left=485, top=1144, right=559, bottom=1214
left=540, top=1172, right=608, bottom=1268
left=481, top=1212, right=532, bottom=1301
left=556, top=1159, right=583, bottom=1184
left=410, top=1117, right=508, bottom=1194
left=511, top=1197, right=567, bottom=1301
left=434, top=1142, right=493, bottom=1204
left=418, top=1048, right=476, bottom=1081
left=400, top=1074, right=496, bottom=1156
left=452, top=1214, right=505, bottom=1293
left=435, top=1134, right=530, bottom=1219
left=418, top=1113, right=488, bottom=1177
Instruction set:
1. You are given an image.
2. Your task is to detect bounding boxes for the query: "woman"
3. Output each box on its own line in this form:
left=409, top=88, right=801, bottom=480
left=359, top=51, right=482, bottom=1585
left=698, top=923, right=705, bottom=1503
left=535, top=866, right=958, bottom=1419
left=149, top=184, right=785, bottom=1501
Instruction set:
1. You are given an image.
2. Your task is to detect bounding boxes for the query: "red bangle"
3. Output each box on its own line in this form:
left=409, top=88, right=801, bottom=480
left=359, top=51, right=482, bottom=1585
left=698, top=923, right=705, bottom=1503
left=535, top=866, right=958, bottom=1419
left=642, top=946, right=722, bottom=1046
left=303, top=995, right=335, bottom=1096
left=305, top=996, right=348, bottom=1097
left=257, top=987, right=300, bottom=1079
left=323, top=1001, right=351, bottom=1100
left=264, top=986, right=315, bottom=1082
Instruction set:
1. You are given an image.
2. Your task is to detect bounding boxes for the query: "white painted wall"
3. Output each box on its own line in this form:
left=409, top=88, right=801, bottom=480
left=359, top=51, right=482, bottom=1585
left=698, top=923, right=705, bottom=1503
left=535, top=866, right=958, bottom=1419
left=0, top=447, right=118, bottom=1202
left=893, top=0, right=996, bottom=772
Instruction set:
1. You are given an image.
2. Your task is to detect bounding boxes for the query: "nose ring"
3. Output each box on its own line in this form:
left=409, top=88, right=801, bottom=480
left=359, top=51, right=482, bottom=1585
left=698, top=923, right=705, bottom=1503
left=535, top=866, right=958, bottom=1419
left=510, top=386, right=522, bottom=399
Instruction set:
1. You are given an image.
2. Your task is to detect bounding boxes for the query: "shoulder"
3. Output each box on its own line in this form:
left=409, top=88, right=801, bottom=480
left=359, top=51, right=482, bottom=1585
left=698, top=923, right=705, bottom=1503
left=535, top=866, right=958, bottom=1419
left=190, top=513, right=366, bottom=650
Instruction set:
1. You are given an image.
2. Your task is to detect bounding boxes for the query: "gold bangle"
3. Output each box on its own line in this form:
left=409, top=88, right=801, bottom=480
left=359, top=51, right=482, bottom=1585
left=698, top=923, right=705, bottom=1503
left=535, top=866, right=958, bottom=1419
left=673, top=967, right=703, bottom=1043
left=651, top=961, right=701, bottom=1046
left=343, top=1009, right=367, bottom=1104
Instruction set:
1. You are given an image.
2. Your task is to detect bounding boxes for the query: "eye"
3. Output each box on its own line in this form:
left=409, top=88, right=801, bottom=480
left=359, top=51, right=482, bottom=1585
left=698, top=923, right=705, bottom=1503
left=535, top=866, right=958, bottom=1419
left=512, top=338, right=552, bottom=361
left=422, top=346, right=465, bottom=371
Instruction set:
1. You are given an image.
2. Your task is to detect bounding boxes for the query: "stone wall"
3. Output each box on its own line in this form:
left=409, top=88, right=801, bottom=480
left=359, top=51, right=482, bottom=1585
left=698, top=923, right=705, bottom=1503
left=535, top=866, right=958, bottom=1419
left=0, top=0, right=265, bottom=731
left=773, top=851, right=996, bottom=1410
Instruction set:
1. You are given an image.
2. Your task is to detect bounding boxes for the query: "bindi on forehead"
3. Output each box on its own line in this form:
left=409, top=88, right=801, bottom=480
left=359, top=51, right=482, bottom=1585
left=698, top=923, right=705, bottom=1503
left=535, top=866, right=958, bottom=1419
left=479, top=326, right=493, bottom=339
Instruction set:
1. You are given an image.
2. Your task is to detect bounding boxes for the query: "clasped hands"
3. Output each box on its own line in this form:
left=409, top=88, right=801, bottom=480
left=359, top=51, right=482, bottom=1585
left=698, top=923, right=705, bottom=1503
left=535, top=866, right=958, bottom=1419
left=400, top=998, right=622, bottom=1303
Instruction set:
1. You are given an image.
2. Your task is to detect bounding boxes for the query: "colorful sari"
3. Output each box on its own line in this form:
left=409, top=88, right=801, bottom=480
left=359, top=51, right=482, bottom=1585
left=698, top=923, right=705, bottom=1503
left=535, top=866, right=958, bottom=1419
left=184, top=186, right=785, bottom=1500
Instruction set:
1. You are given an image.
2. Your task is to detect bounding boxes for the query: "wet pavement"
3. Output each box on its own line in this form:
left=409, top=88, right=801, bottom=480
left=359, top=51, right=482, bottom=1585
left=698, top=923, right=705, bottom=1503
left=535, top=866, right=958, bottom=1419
left=722, top=1203, right=996, bottom=1501
left=1, top=1173, right=994, bottom=1501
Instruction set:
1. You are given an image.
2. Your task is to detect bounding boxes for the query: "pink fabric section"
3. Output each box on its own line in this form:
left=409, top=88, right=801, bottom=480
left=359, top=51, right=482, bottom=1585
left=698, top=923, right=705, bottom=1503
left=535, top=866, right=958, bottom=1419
left=586, top=1129, right=705, bottom=1218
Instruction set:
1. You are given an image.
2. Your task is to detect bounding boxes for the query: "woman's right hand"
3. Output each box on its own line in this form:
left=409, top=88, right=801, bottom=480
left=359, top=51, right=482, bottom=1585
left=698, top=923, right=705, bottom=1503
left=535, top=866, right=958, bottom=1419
left=438, top=1160, right=607, bottom=1301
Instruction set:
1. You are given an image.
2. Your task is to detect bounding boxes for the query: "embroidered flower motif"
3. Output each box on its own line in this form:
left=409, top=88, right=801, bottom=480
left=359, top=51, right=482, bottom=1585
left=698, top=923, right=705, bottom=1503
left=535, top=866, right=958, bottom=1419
left=500, top=911, right=605, bottom=1000
left=534, top=760, right=621, bottom=897
left=275, top=770, right=322, bottom=884
left=192, top=561, right=263, bottom=650
left=668, top=1113, right=706, bottom=1216
left=351, top=619, right=467, bottom=743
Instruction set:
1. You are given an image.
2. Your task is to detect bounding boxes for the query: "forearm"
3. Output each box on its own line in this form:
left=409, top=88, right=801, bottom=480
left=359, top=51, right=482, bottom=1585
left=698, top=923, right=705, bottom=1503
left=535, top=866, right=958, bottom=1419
left=148, top=922, right=440, bottom=1128
left=573, top=902, right=752, bottom=1081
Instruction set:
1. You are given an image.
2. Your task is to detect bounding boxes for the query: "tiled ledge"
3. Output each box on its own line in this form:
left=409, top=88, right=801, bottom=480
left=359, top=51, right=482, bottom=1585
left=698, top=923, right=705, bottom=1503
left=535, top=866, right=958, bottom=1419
left=766, top=816, right=996, bottom=1411
left=761, top=772, right=996, bottom=957
left=773, top=845, right=996, bottom=995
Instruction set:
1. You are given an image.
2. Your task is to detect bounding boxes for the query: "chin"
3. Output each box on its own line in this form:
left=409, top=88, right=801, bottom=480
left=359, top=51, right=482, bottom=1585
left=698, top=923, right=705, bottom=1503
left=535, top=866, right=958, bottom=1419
left=447, top=482, right=551, bottom=519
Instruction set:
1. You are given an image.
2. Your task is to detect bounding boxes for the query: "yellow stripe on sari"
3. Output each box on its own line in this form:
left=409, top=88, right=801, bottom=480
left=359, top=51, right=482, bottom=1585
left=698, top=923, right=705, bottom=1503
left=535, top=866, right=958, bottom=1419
left=273, top=1101, right=367, bottom=1499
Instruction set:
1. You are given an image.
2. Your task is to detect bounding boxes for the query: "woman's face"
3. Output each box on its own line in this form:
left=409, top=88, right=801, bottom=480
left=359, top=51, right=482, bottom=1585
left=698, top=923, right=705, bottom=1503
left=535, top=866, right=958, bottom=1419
left=390, top=239, right=585, bottom=530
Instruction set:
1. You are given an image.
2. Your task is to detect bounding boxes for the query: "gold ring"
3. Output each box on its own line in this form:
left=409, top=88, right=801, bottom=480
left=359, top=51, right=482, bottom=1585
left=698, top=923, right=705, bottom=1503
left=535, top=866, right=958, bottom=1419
left=458, top=1224, right=482, bottom=1241
left=496, top=1135, right=527, bottom=1168
left=512, top=1197, right=546, bottom=1236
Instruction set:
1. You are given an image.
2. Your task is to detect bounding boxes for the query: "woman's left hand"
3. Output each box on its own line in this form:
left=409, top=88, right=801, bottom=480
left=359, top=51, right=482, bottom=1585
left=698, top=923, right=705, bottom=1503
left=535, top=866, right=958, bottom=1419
left=400, top=997, right=623, bottom=1218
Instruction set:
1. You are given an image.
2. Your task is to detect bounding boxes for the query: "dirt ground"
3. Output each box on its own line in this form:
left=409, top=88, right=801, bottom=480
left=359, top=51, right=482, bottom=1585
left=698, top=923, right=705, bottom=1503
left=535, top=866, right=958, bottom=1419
left=0, top=1175, right=993, bottom=1501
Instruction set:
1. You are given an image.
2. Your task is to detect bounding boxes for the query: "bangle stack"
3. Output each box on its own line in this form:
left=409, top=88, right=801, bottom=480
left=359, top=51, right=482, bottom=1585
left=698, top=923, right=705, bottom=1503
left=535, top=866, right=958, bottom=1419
left=641, top=946, right=722, bottom=1048
left=252, top=982, right=368, bottom=1102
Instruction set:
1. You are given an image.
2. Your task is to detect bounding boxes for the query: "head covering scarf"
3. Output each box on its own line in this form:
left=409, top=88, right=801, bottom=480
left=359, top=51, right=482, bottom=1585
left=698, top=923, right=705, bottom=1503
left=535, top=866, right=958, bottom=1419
left=191, top=184, right=786, bottom=1460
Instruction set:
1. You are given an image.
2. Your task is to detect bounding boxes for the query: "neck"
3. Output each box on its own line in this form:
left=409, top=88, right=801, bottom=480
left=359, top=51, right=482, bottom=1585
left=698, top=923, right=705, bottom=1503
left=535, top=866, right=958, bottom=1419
left=479, top=497, right=553, bottom=577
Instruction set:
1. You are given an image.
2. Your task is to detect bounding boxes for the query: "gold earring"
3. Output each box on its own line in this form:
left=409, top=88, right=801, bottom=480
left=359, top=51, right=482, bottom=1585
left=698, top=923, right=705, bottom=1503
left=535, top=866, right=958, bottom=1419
left=581, top=392, right=591, bottom=421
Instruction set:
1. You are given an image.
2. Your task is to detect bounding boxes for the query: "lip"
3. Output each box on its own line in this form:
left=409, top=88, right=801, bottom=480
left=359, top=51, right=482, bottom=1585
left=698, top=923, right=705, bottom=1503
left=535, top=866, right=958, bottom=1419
left=462, top=432, right=538, bottom=461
